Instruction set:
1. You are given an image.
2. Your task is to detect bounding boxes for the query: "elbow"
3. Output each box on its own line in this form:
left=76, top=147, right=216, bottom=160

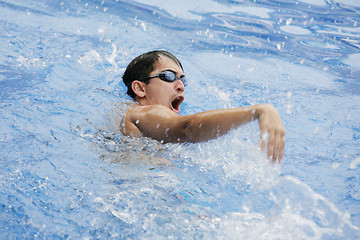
left=184, top=122, right=197, bottom=143
left=184, top=121, right=211, bottom=143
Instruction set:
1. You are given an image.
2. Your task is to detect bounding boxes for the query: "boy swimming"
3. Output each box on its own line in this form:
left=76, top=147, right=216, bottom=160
left=121, top=50, right=285, bottom=163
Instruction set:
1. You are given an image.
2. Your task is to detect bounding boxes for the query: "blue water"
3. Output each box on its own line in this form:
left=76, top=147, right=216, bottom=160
left=1, top=0, right=359, bottom=239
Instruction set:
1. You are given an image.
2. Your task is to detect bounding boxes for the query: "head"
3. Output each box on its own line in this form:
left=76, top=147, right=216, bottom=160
left=122, top=50, right=186, bottom=113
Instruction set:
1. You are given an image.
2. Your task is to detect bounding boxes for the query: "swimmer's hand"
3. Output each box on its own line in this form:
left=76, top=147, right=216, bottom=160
left=257, top=104, right=285, bottom=163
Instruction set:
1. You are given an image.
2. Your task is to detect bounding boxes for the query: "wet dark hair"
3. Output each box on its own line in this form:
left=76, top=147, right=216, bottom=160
left=122, top=50, right=184, bottom=99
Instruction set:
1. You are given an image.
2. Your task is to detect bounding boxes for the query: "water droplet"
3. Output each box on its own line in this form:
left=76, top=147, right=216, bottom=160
left=286, top=18, right=293, bottom=25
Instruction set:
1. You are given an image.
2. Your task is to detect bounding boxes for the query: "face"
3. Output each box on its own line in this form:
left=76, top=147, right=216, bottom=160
left=137, top=55, right=185, bottom=114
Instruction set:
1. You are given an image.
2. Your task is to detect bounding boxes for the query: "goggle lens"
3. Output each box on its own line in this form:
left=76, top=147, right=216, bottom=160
left=157, top=71, right=187, bottom=87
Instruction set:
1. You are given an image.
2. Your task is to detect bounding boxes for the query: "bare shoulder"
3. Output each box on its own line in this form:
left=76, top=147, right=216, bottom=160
left=123, top=104, right=186, bottom=141
left=122, top=104, right=143, bottom=137
left=128, top=104, right=179, bottom=118
left=123, top=104, right=174, bottom=134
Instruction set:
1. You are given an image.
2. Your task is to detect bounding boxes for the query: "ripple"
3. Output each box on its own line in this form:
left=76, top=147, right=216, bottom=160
left=344, top=53, right=360, bottom=68
left=280, top=25, right=312, bottom=35
left=299, top=40, right=341, bottom=50
left=298, top=0, right=327, bottom=6
left=133, top=0, right=273, bottom=20
left=336, top=0, right=360, bottom=7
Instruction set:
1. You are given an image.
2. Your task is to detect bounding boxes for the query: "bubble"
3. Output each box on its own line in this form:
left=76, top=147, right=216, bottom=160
left=350, top=157, right=360, bottom=169
left=286, top=18, right=293, bottom=25
left=140, top=22, right=147, bottom=31
left=286, top=103, right=293, bottom=114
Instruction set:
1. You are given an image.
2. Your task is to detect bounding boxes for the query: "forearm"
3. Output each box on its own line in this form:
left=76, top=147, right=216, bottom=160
left=185, top=105, right=262, bottom=142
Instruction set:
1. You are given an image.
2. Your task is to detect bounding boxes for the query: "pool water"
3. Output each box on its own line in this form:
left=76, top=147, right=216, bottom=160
left=1, top=0, right=359, bottom=239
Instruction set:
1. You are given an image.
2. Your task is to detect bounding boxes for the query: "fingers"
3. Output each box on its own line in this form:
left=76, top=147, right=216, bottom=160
left=257, top=104, right=285, bottom=163
left=279, top=135, right=285, bottom=163
left=262, top=127, right=285, bottom=164
left=261, top=131, right=268, bottom=152
left=271, top=129, right=285, bottom=163
left=272, top=130, right=282, bottom=163
left=267, top=130, right=276, bottom=163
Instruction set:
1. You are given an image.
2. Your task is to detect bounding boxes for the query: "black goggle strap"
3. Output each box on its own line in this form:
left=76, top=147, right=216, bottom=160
left=125, top=75, right=152, bottom=88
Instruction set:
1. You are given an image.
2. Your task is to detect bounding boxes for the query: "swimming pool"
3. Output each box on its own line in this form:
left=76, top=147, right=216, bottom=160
left=1, top=0, right=359, bottom=238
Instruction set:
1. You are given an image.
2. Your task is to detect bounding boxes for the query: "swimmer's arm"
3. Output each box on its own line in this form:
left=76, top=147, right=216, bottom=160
left=188, top=104, right=286, bottom=162
left=185, top=104, right=285, bottom=163
left=125, top=104, right=285, bottom=162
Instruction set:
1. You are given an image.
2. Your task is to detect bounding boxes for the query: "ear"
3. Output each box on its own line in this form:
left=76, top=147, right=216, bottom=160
left=131, top=80, right=147, bottom=98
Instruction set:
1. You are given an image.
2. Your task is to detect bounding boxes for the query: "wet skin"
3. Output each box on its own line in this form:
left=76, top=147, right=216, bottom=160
left=123, top=55, right=285, bottom=163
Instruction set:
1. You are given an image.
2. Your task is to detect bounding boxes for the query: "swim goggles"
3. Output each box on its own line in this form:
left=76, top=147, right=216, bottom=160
left=139, top=70, right=188, bottom=87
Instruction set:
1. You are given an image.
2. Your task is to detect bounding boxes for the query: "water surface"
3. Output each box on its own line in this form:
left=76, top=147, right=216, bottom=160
left=0, top=0, right=359, bottom=238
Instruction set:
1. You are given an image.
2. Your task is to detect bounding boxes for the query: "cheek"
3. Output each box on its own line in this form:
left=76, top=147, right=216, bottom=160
left=157, top=87, right=172, bottom=103
left=158, top=88, right=169, bottom=100
left=147, top=82, right=173, bottom=103
left=148, top=86, right=166, bottom=102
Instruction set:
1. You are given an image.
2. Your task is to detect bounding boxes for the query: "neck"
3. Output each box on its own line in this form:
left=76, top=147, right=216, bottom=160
left=136, top=97, right=151, bottom=106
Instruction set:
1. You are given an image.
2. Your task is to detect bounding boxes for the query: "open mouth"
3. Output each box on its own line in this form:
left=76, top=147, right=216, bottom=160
left=171, top=96, right=184, bottom=114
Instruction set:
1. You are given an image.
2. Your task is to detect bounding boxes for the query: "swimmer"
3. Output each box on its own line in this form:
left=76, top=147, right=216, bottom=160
left=121, top=50, right=285, bottom=163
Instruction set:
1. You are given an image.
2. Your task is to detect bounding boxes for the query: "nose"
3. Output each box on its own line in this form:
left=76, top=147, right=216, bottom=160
left=175, top=79, right=185, bottom=93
